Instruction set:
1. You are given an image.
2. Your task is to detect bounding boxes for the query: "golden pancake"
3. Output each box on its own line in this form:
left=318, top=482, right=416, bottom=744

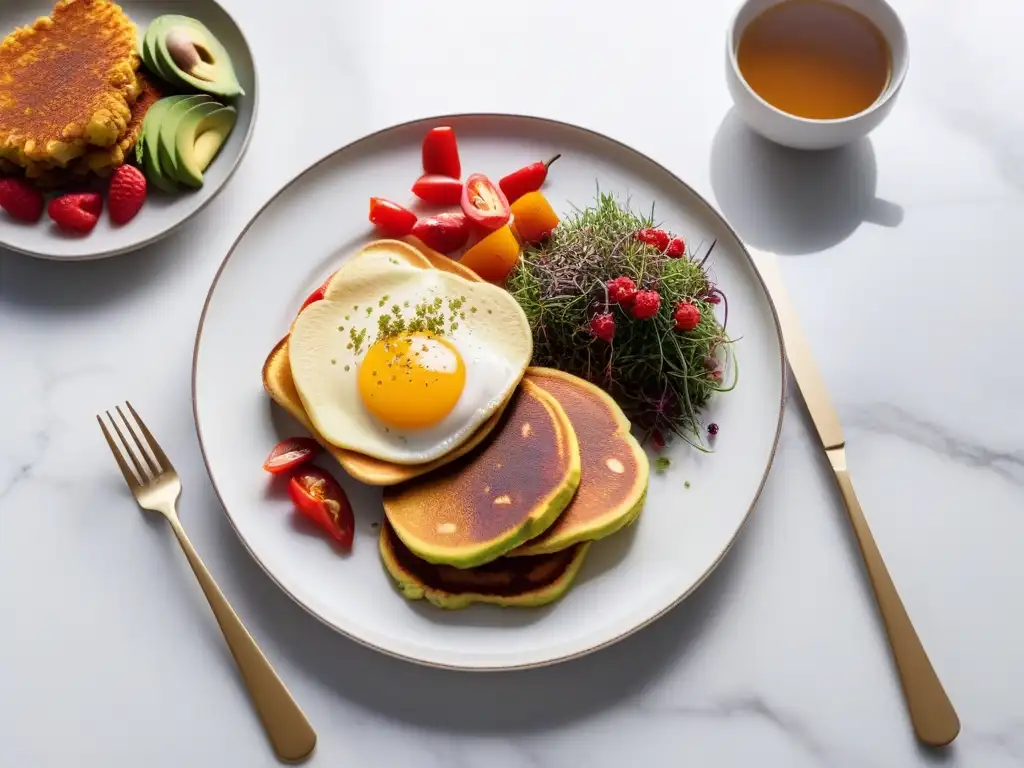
left=379, top=521, right=590, bottom=609
left=0, top=0, right=140, bottom=173
left=382, top=379, right=580, bottom=569
left=510, top=368, right=649, bottom=556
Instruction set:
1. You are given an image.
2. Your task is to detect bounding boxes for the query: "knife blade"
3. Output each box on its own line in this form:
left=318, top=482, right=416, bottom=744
left=749, top=250, right=844, bottom=450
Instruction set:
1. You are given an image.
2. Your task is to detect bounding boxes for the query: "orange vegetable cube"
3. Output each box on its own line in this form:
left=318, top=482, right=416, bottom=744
left=459, top=224, right=521, bottom=284
left=509, top=191, right=560, bottom=244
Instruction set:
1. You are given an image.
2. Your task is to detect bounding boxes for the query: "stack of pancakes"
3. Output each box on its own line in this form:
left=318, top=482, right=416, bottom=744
left=0, top=0, right=160, bottom=185
left=263, top=237, right=651, bottom=609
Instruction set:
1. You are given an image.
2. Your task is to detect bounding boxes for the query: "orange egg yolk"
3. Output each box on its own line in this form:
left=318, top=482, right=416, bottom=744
left=357, top=333, right=466, bottom=429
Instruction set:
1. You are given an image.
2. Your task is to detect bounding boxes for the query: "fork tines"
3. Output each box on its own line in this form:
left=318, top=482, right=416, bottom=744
left=96, top=402, right=171, bottom=489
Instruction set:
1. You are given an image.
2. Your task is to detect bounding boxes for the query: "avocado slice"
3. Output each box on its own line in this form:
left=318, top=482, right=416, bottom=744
left=174, top=104, right=237, bottom=188
left=157, top=94, right=213, bottom=185
left=140, top=95, right=189, bottom=192
left=142, top=22, right=175, bottom=85
left=150, top=15, right=243, bottom=98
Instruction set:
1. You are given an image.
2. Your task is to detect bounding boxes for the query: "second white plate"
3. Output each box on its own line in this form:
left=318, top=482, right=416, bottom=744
left=0, top=0, right=257, bottom=261
left=193, top=114, right=785, bottom=670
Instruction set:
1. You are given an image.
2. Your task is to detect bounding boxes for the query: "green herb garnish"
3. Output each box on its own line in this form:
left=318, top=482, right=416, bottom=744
left=507, top=192, right=735, bottom=447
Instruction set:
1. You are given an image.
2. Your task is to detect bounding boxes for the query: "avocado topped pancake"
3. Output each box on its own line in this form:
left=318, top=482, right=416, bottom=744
left=0, top=0, right=140, bottom=172
left=379, top=522, right=590, bottom=609
left=382, top=379, right=581, bottom=569
left=511, top=368, right=649, bottom=556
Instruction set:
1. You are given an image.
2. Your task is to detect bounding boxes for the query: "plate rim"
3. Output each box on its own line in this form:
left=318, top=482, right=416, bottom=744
left=0, top=0, right=259, bottom=262
left=191, top=112, right=788, bottom=671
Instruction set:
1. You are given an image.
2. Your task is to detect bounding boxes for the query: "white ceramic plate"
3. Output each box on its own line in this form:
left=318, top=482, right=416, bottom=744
left=0, top=0, right=256, bottom=261
left=193, top=115, right=785, bottom=670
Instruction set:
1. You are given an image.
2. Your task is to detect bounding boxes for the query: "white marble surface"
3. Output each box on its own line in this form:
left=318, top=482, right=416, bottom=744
left=2, top=0, right=1023, bottom=765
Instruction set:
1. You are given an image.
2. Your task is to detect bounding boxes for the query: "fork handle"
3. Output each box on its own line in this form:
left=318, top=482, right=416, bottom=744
left=829, top=455, right=960, bottom=747
left=167, top=515, right=317, bottom=763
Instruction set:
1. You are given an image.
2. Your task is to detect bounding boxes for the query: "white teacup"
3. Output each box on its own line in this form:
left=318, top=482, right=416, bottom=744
left=725, top=0, right=909, bottom=150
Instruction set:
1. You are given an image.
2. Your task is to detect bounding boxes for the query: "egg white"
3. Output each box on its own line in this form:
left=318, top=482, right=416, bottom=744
left=289, top=258, right=533, bottom=465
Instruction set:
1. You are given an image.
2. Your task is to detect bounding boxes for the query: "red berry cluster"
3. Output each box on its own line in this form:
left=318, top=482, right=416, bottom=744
left=586, top=227, right=711, bottom=343
left=590, top=276, right=704, bottom=343
left=634, top=227, right=685, bottom=259
left=0, top=166, right=148, bottom=234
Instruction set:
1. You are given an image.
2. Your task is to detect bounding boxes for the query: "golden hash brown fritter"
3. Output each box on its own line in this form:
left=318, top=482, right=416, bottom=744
left=0, top=0, right=140, bottom=172
left=72, top=71, right=163, bottom=176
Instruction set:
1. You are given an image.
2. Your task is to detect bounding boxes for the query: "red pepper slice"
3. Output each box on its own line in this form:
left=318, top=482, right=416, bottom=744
left=263, top=437, right=321, bottom=474
left=298, top=274, right=334, bottom=312
left=369, top=197, right=417, bottom=238
left=412, top=174, right=463, bottom=206
left=288, top=467, right=355, bottom=550
left=411, top=212, right=470, bottom=254
left=422, top=127, right=461, bottom=179
left=498, top=154, right=560, bottom=204
left=460, top=174, right=511, bottom=231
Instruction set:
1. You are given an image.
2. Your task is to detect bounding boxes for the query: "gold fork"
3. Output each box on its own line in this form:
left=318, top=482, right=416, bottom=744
left=97, top=402, right=317, bottom=764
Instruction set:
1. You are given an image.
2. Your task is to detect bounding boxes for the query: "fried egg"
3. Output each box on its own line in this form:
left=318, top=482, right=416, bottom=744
left=289, top=246, right=532, bottom=465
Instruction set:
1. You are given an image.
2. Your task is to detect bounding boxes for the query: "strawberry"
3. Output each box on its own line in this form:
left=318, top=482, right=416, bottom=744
left=48, top=193, right=102, bottom=234
left=673, top=301, right=701, bottom=331
left=0, top=178, right=44, bottom=223
left=630, top=290, right=661, bottom=320
left=665, top=237, right=686, bottom=259
left=606, top=276, right=637, bottom=305
left=108, top=165, right=147, bottom=225
left=589, top=313, right=615, bottom=342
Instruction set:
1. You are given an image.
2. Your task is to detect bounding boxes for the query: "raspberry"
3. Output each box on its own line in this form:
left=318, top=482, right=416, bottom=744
left=0, top=178, right=44, bottom=223
left=665, top=237, right=685, bottom=258
left=630, top=290, right=661, bottom=320
left=673, top=301, right=701, bottom=331
left=589, top=312, right=615, bottom=342
left=606, top=276, right=636, bottom=305
left=708, top=423, right=720, bottom=436
left=634, top=228, right=669, bottom=251
left=108, top=165, right=147, bottom=225
left=48, top=193, right=102, bottom=234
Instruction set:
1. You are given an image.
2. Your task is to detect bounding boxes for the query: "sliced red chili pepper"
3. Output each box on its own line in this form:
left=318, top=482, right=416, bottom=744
left=288, top=467, right=355, bottom=550
left=369, top=197, right=417, bottom=238
left=460, top=174, right=511, bottom=232
left=412, top=174, right=463, bottom=206
left=299, top=274, right=334, bottom=312
left=411, top=212, right=470, bottom=254
left=263, top=437, right=321, bottom=474
left=498, top=154, right=560, bottom=204
left=422, top=127, right=461, bottom=179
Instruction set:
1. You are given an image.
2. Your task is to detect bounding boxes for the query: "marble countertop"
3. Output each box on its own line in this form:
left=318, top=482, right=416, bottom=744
left=3, top=0, right=1023, bottom=765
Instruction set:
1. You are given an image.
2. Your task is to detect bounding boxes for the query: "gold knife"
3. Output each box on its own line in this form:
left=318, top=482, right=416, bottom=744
left=751, top=249, right=960, bottom=747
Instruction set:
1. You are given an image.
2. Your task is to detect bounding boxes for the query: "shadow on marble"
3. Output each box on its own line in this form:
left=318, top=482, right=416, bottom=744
left=710, top=109, right=904, bottom=256
left=0, top=218, right=206, bottom=312
left=205, top=477, right=754, bottom=735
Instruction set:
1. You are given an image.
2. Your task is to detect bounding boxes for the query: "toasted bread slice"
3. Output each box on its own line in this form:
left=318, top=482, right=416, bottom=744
left=263, top=239, right=498, bottom=485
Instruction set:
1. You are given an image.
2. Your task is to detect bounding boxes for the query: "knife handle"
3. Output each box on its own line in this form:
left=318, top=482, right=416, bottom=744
left=828, top=447, right=960, bottom=747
